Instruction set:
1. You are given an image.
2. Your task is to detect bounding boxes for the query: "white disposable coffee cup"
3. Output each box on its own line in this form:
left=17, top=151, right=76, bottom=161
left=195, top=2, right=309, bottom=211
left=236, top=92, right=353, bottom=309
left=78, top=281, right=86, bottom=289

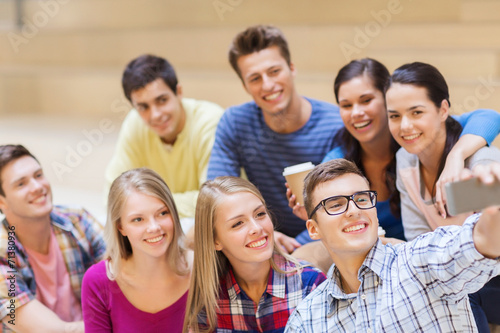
left=283, top=162, right=315, bottom=206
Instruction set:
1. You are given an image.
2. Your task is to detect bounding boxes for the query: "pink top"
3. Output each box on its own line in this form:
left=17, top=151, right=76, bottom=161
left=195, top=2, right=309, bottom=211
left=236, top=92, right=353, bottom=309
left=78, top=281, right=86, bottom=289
left=25, top=229, right=82, bottom=321
left=82, top=260, right=188, bottom=333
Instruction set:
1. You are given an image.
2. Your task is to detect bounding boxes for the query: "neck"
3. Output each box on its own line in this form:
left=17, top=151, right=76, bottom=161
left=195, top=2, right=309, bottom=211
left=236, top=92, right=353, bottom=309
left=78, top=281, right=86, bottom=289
left=359, top=131, right=393, bottom=162
left=6, top=214, right=52, bottom=253
left=122, top=252, right=177, bottom=282
left=264, top=94, right=311, bottom=134
left=418, top=136, right=446, bottom=194
left=333, top=257, right=363, bottom=294
left=232, top=260, right=271, bottom=303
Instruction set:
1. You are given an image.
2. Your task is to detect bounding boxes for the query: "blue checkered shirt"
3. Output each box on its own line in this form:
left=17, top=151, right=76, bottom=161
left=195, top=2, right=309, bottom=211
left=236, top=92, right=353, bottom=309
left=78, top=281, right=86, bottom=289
left=285, top=214, right=500, bottom=333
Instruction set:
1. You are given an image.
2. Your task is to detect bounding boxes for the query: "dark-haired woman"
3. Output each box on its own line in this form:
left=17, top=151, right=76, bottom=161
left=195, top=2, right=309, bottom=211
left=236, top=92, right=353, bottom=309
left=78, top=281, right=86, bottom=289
left=386, top=61, right=500, bottom=331
left=290, top=58, right=500, bottom=245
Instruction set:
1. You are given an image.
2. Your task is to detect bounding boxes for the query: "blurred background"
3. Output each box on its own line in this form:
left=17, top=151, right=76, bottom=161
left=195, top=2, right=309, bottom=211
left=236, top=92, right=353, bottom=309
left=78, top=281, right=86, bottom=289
left=1, top=0, right=500, bottom=223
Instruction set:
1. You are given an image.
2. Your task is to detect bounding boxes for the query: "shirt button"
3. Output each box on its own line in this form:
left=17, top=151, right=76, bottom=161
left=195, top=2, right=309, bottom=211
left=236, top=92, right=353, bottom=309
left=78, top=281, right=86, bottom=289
left=367, top=328, right=372, bottom=333
left=361, top=294, right=367, bottom=300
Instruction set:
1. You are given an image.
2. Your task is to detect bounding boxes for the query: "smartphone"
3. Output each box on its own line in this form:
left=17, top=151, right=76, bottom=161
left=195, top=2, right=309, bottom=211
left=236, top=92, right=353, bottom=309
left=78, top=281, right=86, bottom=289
left=445, top=178, right=500, bottom=216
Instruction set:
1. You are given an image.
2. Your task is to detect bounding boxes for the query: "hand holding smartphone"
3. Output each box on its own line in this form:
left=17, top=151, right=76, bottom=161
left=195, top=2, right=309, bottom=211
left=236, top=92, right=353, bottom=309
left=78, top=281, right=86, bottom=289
left=445, top=177, right=500, bottom=216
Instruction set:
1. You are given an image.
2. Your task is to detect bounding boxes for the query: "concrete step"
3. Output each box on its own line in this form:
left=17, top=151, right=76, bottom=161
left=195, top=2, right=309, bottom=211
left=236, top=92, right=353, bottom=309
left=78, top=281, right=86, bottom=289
left=1, top=65, right=499, bottom=118
left=461, top=0, right=500, bottom=22
left=12, top=0, right=462, bottom=31
left=2, top=23, right=500, bottom=77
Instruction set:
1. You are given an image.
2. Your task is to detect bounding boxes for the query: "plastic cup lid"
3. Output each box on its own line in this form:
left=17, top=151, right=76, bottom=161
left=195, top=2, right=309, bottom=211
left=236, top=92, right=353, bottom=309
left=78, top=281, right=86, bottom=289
left=282, top=162, right=315, bottom=176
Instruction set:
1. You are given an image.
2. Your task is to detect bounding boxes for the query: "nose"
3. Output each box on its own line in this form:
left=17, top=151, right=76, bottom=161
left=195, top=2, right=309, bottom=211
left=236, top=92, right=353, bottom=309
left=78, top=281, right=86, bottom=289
left=345, top=198, right=361, bottom=217
left=261, top=74, right=274, bottom=91
left=147, top=218, right=161, bottom=233
left=150, top=105, right=163, bottom=121
left=29, top=178, right=44, bottom=194
left=352, top=104, right=364, bottom=117
left=248, top=219, right=263, bottom=235
left=400, top=115, right=413, bottom=132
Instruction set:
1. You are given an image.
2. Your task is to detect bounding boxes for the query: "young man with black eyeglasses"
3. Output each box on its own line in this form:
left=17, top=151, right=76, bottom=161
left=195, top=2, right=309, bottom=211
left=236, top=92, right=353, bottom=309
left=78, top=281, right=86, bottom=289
left=285, top=158, right=500, bottom=332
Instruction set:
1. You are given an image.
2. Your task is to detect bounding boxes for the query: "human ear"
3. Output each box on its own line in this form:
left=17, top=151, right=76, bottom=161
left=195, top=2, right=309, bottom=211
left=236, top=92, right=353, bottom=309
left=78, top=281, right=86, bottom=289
left=214, top=239, right=223, bottom=251
left=118, top=221, right=126, bottom=237
left=175, top=84, right=183, bottom=98
left=439, top=99, right=450, bottom=121
left=289, top=61, right=297, bottom=78
left=306, top=219, right=321, bottom=240
left=0, top=195, right=7, bottom=213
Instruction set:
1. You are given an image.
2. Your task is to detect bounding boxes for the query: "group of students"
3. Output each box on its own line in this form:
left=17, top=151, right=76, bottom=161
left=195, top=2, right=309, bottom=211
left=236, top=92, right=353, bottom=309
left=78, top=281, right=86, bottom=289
left=1, top=23, right=500, bottom=332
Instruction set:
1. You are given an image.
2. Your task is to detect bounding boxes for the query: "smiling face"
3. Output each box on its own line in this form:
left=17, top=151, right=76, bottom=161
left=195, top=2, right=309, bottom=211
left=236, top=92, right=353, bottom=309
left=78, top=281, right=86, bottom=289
left=0, top=156, right=52, bottom=222
left=130, top=78, right=186, bottom=144
left=118, top=190, right=174, bottom=260
left=307, top=173, right=378, bottom=261
left=237, top=46, right=297, bottom=119
left=337, top=75, right=389, bottom=144
left=214, top=191, right=274, bottom=269
left=386, top=83, right=448, bottom=159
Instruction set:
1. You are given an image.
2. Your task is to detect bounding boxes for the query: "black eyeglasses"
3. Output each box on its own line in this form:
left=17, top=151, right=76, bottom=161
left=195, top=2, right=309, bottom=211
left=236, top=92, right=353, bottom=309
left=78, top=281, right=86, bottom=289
left=308, top=191, right=377, bottom=219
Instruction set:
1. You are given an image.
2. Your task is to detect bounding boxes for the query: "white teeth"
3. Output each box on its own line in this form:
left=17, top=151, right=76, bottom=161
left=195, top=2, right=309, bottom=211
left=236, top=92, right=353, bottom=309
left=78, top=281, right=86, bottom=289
left=247, top=238, right=266, bottom=248
left=403, top=133, right=420, bottom=141
left=146, top=235, right=164, bottom=243
left=32, top=196, right=45, bottom=204
left=263, top=92, right=280, bottom=101
left=354, top=121, right=371, bottom=129
left=343, top=224, right=366, bottom=233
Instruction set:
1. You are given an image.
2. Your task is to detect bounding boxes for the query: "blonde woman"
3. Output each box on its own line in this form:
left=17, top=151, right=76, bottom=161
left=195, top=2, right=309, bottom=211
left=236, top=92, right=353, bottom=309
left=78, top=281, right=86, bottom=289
left=183, top=176, right=325, bottom=333
left=82, top=168, right=192, bottom=332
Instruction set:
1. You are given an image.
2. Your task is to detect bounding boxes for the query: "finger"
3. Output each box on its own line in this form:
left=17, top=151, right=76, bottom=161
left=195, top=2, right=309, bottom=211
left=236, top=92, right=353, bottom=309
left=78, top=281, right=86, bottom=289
left=434, top=186, right=446, bottom=218
left=288, top=194, right=297, bottom=209
left=474, top=164, right=495, bottom=184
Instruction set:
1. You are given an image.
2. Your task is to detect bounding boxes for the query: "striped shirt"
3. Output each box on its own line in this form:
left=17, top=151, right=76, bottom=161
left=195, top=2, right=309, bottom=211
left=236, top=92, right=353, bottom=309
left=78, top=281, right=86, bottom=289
left=0, top=206, right=106, bottom=330
left=199, top=253, right=326, bottom=333
left=207, top=98, right=342, bottom=237
left=285, top=214, right=500, bottom=333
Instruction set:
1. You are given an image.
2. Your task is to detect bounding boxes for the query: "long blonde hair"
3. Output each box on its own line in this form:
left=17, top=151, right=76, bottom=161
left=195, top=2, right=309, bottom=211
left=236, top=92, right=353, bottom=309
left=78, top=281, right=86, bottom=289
left=104, top=168, right=188, bottom=279
left=183, top=176, right=300, bottom=333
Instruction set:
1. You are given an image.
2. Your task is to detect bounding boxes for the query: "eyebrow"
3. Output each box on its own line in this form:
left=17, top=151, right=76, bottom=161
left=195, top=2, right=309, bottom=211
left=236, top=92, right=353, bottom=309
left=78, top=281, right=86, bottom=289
left=124, top=203, right=168, bottom=220
left=225, top=204, right=265, bottom=223
left=388, top=105, right=426, bottom=113
left=10, top=168, right=43, bottom=186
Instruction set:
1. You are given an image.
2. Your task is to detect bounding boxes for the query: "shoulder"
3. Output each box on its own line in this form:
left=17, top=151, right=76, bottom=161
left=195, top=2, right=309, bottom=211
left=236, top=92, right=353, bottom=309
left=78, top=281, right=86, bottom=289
left=224, top=101, right=260, bottom=119
left=0, top=221, right=14, bottom=258
left=183, top=98, right=224, bottom=115
left=51, top=205, right=102, bottom=230
left=395, top=147, right=418, bottom=168
left=467, top=146, right=500, bottom=167
left=293, top=276, right=330, bottom=312
left=120, top=109, right=148, bottom=132
left=322, top=146, right=345, bottom=162
left=83, top=261, right=109, bottom=287
left=307, top=97, right=339, bottom=113
left=183, top=98, right=224, bottom=126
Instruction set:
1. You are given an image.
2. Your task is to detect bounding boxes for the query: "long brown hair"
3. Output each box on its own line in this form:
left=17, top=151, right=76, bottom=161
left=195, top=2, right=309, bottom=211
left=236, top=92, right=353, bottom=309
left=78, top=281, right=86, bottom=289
left=183, top=176, right=301, bottom=333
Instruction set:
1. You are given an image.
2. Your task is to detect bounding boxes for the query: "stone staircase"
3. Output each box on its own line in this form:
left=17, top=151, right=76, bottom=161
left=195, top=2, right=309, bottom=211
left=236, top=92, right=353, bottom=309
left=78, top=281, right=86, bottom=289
left=1, top=0, right=500, bottom=223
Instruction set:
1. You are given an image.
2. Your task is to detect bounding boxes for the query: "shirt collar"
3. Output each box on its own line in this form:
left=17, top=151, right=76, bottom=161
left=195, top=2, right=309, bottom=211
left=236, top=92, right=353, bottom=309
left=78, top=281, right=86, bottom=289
left=225, top=253, right=288, bottom=302
left=50, top=209, right=74, bottom=232
left=326, top=240, right=388, bottom=316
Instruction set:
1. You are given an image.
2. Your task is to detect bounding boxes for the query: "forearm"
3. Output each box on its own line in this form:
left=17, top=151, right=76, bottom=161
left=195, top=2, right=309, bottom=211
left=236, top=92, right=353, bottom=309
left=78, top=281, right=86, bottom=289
left=448, top=134, right=486, bottom=162
left=3, top=300, right=84, bottom=333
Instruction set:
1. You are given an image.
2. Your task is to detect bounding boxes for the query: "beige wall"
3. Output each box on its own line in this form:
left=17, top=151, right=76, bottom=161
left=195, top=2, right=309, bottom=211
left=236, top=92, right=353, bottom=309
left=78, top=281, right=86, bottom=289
left=0, top=0, right=499, bottom=113
left=0, top=0, right=499, bottom=218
